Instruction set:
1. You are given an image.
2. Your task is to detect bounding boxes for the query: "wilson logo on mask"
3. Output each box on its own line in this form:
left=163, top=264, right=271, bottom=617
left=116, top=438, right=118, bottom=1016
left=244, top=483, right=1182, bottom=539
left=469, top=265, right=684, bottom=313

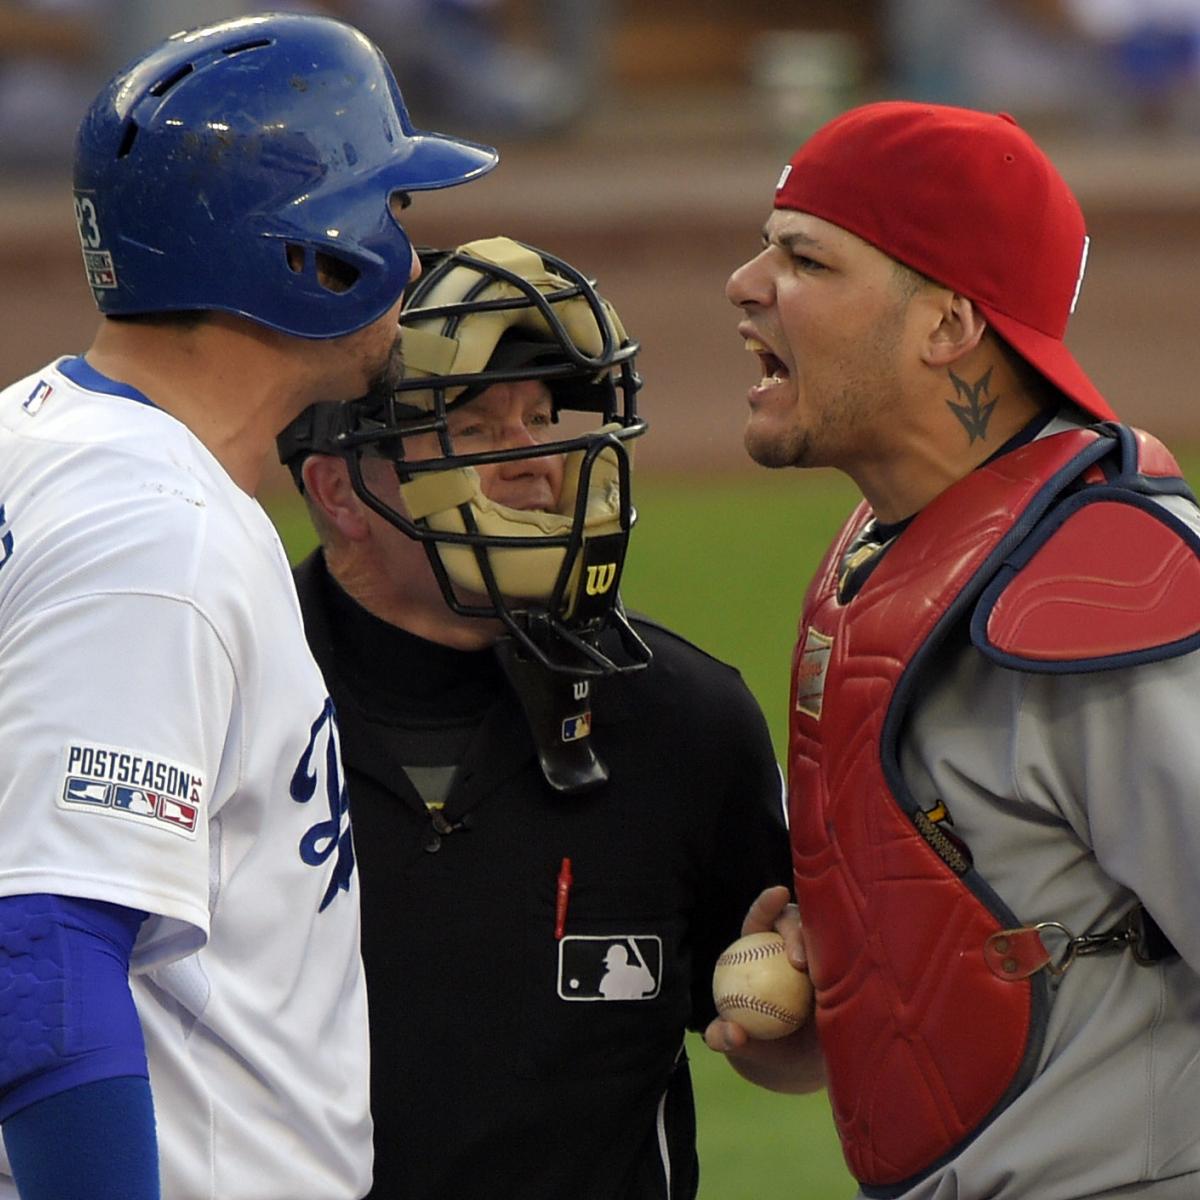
left=584, top=563, right=617, bottom=596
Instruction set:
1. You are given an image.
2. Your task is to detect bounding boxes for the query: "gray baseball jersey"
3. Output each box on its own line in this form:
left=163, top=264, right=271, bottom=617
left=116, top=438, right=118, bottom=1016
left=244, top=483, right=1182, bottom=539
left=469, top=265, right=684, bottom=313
left=883, top=417, right=1200, bottom=1199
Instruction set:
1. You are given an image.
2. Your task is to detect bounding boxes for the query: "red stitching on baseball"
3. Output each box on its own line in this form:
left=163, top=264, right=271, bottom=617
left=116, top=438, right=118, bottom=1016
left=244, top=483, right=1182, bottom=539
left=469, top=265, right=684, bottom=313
left=716, top=943, right=784, bottom=967
left=714, top=992, right=799, bottom=1023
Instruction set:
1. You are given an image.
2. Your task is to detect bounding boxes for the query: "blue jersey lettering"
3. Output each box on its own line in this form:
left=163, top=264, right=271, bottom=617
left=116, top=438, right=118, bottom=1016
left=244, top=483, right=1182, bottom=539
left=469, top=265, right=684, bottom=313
left=291, top=697, right=355, bottom=911
left=0, top=504, right=12, bottom=572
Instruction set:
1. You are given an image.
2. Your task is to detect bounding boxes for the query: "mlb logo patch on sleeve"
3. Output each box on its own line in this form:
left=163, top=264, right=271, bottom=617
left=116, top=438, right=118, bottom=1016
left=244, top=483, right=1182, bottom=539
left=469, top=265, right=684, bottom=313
left=58, top=741, right=204, bottom=839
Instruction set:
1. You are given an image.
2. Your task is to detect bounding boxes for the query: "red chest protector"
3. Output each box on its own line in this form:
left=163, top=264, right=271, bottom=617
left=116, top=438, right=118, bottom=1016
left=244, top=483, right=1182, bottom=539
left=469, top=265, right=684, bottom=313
left=789, top=424, right=1200, bottom=1194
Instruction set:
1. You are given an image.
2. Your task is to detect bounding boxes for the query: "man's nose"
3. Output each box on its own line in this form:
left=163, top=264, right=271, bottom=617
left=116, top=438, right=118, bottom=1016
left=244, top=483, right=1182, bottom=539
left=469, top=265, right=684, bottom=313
left=496, top=429, right=548, bottom=471
left=726, top=250, right=772, bottom=308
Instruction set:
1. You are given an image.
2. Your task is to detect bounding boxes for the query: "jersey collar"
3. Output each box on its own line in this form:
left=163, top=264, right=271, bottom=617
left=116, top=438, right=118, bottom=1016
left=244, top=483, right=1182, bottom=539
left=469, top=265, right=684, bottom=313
left=57, top=355, right=157, bottom=408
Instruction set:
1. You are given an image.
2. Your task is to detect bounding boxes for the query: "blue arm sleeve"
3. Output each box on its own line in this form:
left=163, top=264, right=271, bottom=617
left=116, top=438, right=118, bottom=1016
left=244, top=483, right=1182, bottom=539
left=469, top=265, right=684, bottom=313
left=4, top=1077, right=159, bottom=1200
left=0, top=894, right=158, bottom=1198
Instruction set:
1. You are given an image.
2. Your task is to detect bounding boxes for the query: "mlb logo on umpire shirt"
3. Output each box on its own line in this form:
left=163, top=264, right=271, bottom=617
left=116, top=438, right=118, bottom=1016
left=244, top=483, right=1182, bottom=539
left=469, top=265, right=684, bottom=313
left=59, top=740, right=204, bottom=838
left=557, top=935, right=662, bottom=1001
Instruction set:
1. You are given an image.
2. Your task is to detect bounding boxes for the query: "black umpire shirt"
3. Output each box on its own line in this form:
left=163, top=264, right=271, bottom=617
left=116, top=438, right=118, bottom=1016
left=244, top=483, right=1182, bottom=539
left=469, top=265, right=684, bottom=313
left=294, top=551, right=792, bottom=1200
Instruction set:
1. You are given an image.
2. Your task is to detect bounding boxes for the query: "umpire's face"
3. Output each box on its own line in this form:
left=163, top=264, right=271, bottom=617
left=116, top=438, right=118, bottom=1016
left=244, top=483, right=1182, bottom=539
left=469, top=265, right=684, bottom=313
left=403, top=379, right=566, bottom=515
left=727, top=210, right=925, bottom=476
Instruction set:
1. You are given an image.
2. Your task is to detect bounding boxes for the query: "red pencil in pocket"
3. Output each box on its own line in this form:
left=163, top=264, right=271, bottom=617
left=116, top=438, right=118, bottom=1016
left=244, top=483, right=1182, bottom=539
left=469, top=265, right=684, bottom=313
left=555, top=857, right=573, bottom=940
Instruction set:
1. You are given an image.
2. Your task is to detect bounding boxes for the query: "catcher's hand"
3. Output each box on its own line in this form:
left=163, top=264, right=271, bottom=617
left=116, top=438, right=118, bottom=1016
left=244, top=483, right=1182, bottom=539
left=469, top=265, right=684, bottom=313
left=703, top=886, right=825, bottom=1094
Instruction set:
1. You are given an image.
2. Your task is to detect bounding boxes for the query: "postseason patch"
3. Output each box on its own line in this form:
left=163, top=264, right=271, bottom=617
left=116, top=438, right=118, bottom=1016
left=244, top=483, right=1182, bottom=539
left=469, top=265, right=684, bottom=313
left=82, top=249, right=118, bottom=290
left=58, top=741, right=204, bottom=839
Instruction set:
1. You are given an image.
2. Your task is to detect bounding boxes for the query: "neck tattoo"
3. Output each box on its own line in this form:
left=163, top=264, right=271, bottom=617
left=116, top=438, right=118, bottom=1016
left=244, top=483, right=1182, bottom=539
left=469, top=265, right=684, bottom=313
left=946, top=366, right=999, bottom=444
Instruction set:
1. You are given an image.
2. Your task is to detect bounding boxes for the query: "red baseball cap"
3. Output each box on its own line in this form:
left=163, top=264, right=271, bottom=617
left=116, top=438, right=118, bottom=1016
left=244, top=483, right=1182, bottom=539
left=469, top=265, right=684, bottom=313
left=773, top=101, right=1117, bottom=422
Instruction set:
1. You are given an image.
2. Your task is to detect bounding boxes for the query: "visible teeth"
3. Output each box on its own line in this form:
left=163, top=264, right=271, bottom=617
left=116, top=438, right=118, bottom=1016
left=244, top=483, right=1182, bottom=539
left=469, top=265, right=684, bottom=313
left=745, top=336, right=786, bottom=384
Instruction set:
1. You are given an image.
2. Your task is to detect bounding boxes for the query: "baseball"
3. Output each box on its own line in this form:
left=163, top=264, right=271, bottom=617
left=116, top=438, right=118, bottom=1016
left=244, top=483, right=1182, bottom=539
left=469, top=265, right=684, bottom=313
left=712, top=931, right=813, bottom=1040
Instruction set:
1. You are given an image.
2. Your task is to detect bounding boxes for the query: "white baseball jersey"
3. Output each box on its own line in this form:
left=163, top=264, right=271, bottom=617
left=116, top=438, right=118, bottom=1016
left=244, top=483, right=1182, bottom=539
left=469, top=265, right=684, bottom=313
left=0, top=358, right=372, bottom=1199
left=883, top=415, right=1200, bottom=1199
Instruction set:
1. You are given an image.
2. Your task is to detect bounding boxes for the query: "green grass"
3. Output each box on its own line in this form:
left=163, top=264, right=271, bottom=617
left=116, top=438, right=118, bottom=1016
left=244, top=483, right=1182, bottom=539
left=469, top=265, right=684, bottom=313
left=686, top=1034, right=854, bottom=1198
left=619, top=470, right=860, bottom=755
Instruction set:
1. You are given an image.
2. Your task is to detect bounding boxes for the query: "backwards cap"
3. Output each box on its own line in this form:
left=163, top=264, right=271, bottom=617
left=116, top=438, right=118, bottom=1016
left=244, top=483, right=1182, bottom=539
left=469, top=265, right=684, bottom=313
left=774, top=100, right=1116, bottom=421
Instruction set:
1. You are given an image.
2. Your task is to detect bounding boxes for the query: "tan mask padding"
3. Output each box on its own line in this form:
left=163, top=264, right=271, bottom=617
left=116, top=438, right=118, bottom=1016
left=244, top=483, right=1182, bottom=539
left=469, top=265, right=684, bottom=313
left=400, top=236, right=628, bottom=411
left=399, top=425, right=625, bottom=606
left=394, top=236, right=632, bottom=608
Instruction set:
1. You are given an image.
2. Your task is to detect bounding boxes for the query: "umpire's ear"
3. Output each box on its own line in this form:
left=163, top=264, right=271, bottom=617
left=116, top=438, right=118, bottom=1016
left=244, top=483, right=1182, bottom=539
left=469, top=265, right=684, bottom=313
left=301, top=454, right=372, bottom=543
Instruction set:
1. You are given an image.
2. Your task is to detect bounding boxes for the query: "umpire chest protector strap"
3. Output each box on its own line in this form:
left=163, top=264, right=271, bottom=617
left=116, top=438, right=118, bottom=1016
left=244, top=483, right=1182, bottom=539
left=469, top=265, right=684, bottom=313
left=788, top=423, right=1200, bottom=1194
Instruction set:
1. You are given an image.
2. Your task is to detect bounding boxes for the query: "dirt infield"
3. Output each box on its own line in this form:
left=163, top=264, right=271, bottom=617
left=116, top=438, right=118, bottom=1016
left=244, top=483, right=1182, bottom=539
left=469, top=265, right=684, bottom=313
left=6, top=96, right=1200, bottom=478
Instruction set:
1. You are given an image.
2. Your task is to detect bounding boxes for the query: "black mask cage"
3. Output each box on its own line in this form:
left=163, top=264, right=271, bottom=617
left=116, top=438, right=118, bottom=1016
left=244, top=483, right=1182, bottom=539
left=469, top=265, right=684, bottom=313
left=278, top=237, right=652, bottom=682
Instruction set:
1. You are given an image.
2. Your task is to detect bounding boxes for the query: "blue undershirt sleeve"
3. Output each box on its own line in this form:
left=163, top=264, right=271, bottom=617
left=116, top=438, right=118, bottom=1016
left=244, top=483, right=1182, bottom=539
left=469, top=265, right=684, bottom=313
left=0, top=894, right=158, bottom=1199
left=4, top=1077, right=159, bottom=1200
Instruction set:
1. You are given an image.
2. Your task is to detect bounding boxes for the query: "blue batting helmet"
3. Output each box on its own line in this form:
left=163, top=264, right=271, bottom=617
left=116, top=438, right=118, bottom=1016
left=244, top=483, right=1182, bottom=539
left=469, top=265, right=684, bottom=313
left=72, top=13, right=498, bottom=338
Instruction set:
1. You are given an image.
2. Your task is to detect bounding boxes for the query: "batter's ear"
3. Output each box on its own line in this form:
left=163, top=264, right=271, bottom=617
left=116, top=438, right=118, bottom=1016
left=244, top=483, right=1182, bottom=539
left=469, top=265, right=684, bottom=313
left=921, top=293, right=987, bottom=368
left=301, top=454, right=371, bottom=542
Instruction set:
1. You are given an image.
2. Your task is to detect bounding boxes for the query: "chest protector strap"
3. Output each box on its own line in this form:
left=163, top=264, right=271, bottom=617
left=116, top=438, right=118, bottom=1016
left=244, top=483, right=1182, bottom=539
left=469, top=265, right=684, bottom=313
left=789, top=424, right=1199, bottom=1194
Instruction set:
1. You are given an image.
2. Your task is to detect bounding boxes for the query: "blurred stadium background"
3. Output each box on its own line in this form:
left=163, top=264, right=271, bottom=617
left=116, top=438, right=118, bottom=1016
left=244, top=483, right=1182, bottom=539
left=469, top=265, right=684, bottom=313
left=6, top=1, right=1200, bottom=1194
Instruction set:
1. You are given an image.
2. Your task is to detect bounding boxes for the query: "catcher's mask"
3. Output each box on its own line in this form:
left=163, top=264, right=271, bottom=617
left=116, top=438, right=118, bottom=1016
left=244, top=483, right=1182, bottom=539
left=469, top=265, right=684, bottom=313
left=279, top=236, right=651, bottom=686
